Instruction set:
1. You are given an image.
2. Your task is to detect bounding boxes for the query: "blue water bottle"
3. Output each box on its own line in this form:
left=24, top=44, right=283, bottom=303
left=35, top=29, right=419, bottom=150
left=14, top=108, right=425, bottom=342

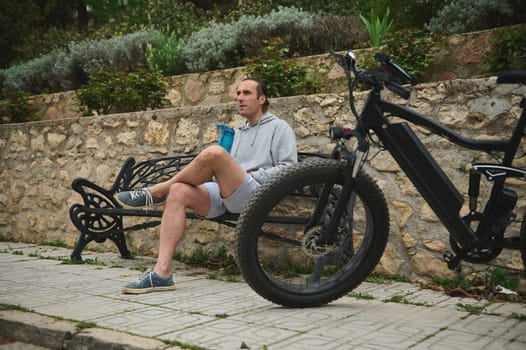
left=217, top=124, right=235, bottom=153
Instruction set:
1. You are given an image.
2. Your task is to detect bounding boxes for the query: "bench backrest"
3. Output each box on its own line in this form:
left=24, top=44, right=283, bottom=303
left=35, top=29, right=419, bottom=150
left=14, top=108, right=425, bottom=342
left=112, top=152, right=328, bottom=194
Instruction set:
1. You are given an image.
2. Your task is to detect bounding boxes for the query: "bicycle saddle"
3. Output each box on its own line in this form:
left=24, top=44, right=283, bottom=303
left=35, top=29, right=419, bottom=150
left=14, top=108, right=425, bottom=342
left=497, top=70, right=526, bottom=84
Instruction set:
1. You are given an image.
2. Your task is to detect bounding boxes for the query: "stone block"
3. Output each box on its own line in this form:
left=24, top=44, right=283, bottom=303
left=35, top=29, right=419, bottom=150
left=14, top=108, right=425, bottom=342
left=0, top=310, right=76, bottom=350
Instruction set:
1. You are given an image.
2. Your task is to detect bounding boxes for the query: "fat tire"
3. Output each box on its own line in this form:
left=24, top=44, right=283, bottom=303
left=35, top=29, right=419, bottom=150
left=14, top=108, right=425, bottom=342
left=235, top=158, right=390, bottom=307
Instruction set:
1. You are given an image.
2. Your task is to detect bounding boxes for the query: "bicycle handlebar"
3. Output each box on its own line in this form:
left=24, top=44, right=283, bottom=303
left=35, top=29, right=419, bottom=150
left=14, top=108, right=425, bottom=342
left=331, top=50, right=417, bottom=100
left=374, top=53, right=418, bottom=85
left=385, top=80, right=411, bottom=99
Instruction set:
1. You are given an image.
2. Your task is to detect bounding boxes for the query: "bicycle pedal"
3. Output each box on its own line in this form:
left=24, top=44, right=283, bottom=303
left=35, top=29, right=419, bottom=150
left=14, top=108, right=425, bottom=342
left=443, top=251, right=462, bottom=272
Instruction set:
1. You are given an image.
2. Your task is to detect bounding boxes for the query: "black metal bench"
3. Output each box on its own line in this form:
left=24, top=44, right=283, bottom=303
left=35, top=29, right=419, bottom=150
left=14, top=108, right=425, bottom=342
left=69, top=152, right=324, bottom=262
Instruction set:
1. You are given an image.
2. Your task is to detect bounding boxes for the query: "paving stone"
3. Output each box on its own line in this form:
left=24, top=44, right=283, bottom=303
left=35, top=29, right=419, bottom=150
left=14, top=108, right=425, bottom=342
left=1, top=243, right=525, bottom=350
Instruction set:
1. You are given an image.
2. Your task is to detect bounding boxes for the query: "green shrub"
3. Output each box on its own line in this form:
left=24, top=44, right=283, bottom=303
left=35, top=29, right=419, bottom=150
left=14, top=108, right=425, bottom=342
left=146, top=31, right=187, bottom=76
left=0, top=89, right=39, bottom=124
left=222, top=0, right=276, bottom=20
left=425, top=0, right=519, bottom=34
left=244, top=37, right=320, bottom=98
left=183, top=6, right=368, bottom=73
left=182, top=7, right=313, bottom=72
left=486, top=25, right=526, bottom=73
left=181, top=21, right=239, bottom=72
left=238, top=15, right=367, bottom=59
left=144, top=0, right=209, bottom=38
left=0, top=50, right=62, bottom=94
left=60, top=30, right=157, bottom=89
left=350, top=29, right=435, bottom=88
left=8, top=27, right=86, bottom=68
left=356, top=0, right=449, bottom=30
left=1, top=30, right=157, bottom=94
left=226, top=0, right=357, bottom=19
left=305, top=15, right=368, bottom=52
left=384, top=29, right=436, bottom=80
left=226, top=0, right=447, bottom=31
left=76, top=67, right=167, bottom=116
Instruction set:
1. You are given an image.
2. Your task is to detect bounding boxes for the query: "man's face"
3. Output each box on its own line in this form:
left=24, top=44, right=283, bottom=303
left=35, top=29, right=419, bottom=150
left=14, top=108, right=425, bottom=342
left=236, top=80, right=264, bottom=120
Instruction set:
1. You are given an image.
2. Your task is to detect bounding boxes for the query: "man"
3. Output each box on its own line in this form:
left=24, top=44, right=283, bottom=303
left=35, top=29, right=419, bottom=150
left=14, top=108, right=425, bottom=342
left=116, top=78, right=297, bottom=294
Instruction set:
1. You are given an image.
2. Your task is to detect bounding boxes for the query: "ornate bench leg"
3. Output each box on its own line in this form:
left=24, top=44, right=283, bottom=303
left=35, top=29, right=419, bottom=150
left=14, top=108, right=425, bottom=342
left=109, top=228, right=132, bottom=259
left=70, top=227, right=131, bottom=262
left=69, top=203, right=132, bottom=262
left=70, top=230, right=93, bottom=264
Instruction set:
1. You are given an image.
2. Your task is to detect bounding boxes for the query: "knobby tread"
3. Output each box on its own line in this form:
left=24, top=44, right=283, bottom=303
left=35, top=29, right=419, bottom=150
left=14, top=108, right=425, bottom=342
left=235, top=158, right=390, bottom=307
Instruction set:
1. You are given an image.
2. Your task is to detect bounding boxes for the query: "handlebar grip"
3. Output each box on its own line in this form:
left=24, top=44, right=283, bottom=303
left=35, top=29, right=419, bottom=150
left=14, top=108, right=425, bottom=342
left=385, top=80, right=411, bottom=100
left=329, top=127, right=353, bottom=140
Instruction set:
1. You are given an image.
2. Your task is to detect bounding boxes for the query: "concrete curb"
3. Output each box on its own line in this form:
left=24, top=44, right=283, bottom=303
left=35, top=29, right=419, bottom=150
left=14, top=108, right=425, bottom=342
left=0, top=310, right=181, bottom=350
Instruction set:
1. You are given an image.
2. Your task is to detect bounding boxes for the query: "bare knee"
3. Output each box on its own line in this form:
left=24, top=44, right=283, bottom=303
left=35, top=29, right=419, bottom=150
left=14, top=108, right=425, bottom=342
left=196, top=145, right=229, bottom=164
left=166, top=183, right=192, bottom=206
left=166, top=182, right=210, bottom=216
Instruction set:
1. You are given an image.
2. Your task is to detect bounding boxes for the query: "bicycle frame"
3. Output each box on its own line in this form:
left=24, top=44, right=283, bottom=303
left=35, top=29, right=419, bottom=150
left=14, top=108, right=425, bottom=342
left=356, top=87, right=526, bottom=252
left=233, top=53, right=526, bottom=307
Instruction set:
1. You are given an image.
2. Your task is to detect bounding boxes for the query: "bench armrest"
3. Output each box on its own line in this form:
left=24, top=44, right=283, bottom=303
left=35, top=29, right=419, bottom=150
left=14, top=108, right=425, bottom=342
left=123, top=154, right=197, bottom=190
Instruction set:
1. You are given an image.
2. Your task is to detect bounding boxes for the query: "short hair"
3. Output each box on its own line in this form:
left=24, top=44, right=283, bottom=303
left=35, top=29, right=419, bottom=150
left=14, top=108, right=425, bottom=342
left=242, top=77, right=270, bottom=112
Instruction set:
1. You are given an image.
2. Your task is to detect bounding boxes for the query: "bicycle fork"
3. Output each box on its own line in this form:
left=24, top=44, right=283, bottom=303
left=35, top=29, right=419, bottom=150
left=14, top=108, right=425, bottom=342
left=315, top=137, right=368, bottom=246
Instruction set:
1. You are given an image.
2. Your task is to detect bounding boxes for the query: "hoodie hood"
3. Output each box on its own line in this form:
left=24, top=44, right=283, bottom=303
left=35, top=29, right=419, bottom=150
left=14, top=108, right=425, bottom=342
left=238, top=113, right=277, bottom=131
left=233, top=113, right=277, bottom=152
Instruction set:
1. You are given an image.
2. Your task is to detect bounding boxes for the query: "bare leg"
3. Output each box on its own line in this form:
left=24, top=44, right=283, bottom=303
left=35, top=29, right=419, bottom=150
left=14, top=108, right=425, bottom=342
left=150, top=145, right=246, bottom=198
left=151, top=145, right=249, bottom=278
left=153, top=182, right=210, bottom=277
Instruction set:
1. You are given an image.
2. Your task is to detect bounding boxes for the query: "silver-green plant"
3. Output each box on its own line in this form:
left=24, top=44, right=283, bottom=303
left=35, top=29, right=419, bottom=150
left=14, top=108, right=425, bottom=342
left=65, top=30, right=154, bottom=75
left=181, top=6, right=313, bottom=72
left=359, top=7, right=393, bottom=48
left=425, top=0, right=514, bottom=34
left=1, top=50, right=62, bottom=93
left=1, top=30, right=157, bottom=93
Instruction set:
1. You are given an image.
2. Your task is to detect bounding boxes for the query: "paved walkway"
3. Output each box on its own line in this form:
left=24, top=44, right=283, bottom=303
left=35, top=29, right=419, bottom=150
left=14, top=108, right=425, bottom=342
left=0, top=242, right=525, bottom=350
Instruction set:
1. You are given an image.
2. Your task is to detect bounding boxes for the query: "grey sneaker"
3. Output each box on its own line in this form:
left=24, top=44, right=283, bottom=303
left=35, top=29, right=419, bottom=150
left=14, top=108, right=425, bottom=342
left=116, top=188, right=166, bottom=209
left=122, top=270, right=176, bottom=294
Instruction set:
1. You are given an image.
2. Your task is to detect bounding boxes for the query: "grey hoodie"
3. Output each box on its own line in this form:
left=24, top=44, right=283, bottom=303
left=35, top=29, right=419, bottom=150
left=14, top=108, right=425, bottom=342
left=231, top=112, right=297, bottom=184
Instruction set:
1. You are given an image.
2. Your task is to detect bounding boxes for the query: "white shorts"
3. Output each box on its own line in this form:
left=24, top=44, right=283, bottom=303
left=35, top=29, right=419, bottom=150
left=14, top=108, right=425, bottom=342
left=202, top=175, right=260, bottom=218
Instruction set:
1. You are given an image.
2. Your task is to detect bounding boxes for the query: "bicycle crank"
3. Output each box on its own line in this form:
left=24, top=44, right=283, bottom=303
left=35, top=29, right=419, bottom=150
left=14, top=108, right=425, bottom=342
left=449, top=235, right=502, bottom=264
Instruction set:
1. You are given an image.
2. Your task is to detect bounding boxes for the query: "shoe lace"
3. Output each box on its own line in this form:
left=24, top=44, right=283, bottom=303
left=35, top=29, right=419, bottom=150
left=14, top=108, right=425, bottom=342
left=130, top=188, right=153, bottom=212
left=147, top=271, right=154, bottom=287
left=138, top=270, right=154, bottom=287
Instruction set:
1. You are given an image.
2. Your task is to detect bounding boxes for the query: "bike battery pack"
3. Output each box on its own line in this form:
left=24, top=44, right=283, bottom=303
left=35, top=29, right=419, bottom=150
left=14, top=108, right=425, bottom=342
left=379, top=122, right=464, bottom=218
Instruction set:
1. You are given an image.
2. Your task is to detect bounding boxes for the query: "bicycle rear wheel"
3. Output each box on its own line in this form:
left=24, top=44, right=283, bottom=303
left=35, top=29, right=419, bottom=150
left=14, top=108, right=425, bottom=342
left=235, top=158, right=390, bottom=307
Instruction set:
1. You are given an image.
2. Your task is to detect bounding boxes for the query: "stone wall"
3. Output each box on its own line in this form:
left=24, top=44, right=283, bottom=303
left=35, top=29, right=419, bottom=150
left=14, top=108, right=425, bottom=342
left=30, top=29, right=502, bottom=122
left=1, top=77, right=525, bottom=281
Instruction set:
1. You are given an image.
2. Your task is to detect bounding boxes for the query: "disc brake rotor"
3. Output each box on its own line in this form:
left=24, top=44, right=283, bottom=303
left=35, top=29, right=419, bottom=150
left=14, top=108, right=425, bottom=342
left=301, top=226, right=339, bottom=258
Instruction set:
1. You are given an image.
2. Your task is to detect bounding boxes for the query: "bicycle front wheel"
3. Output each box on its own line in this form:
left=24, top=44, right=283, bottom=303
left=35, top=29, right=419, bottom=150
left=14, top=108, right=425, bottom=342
left=235, top=158, right=390, bottom=307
